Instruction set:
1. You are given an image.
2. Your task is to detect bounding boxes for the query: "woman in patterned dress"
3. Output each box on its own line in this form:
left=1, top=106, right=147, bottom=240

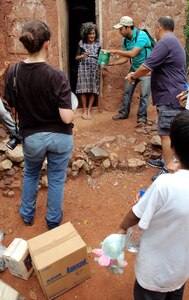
left=75, top=22, right=101, bottom=120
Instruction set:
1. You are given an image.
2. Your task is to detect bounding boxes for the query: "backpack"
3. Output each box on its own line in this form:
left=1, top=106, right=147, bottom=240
left=141, top=29, right=156, bottom=49
left=124, top=28, right=156, bottom=58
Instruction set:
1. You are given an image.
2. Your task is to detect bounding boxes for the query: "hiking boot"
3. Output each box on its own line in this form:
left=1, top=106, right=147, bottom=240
left=151, top=167, right=168, bottom=181
left=112, top=113, right=128, bottom=120
left=147, top=157, right=165, bottom=169
left=137, top=117, right=147, bottom=124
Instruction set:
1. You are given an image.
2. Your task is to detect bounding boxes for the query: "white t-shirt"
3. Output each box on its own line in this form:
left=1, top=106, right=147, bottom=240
left=132, top=169, right=189, bottom=292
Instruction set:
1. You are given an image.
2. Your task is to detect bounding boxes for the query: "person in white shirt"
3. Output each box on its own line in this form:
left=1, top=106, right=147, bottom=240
left=119, top=110, right=189, bottom=299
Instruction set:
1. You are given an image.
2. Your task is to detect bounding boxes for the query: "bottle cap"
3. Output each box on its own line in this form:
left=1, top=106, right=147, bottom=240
left=184, top=83, right=189, bottom=89
left=139, top=189, right=146, bottom=197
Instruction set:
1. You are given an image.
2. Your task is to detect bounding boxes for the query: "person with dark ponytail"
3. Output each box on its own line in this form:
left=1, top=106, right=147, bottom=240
left=4, top=20, right=74, bottom=230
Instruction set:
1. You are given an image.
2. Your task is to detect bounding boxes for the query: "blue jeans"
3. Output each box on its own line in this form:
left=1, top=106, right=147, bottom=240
left=119, top=76, right=151, bottom=120
left=20, top=132, right=73, bottom=229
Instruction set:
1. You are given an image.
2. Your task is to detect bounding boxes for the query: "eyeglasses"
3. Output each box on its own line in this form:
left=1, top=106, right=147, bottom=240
left=172, top=155, right=179, bottom=164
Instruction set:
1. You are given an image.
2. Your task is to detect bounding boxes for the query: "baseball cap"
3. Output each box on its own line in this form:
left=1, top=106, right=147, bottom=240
left=113, top=16, right=134, bottom=29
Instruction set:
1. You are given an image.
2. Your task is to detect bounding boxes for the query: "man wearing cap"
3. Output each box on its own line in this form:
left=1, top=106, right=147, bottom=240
left=108, top=16, right=152, bottom=124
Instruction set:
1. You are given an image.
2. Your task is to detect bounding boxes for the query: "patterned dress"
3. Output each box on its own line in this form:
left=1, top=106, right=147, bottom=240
left=75, top=39, right=101, bottom=95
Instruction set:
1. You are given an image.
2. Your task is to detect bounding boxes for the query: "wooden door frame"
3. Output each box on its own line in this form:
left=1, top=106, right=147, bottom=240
left=56, top=0, right=69, bottom=76
left=57, top=0, right=102, bottom=110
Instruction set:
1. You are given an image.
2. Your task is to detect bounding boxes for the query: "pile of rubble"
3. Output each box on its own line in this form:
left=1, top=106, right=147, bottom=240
left=0, top=119, right=162, bottom=196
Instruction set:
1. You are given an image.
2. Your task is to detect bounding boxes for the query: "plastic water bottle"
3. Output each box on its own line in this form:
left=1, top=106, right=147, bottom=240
left=183, top=83, right=189, bottom=110
left=125, top=190, right=146, bottom=253
left=0, top=231, right=6, bottom=272
left=0, top=245, right=7, bottom=272
left=186, top=92, right=189, bottom=110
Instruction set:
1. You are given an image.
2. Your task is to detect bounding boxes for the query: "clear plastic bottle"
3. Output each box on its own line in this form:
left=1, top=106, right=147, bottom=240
left=125, top=190, right=145, bottom=253
left=183, top=83, right=189, bottom=110
left=186, top=91, right=189, bottom=110
left=0, top=245, right=7, bottom=272
left=0, top=231, right=7, bottom=272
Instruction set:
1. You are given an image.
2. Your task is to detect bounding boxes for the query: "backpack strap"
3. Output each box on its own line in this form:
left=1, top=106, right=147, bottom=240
left=13, top=63, right=19, bottom=99
left=135, top=28, right=140, bottom=43
left=124, top=28, right=140, bottom=64
left=124, top=28, right=140, bottom=49
left=124, top=37, right=127, bottom=49
left=12, top=62, right=20, bottom=133
left=136, top=29, right=152, bottom=59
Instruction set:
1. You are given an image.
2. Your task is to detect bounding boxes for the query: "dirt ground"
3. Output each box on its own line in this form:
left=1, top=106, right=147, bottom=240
left=1, top=99, right=189, bottom=300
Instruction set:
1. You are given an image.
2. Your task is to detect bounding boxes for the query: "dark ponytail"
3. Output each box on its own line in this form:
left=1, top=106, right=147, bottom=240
left=19, top=20, right=51, bottom=53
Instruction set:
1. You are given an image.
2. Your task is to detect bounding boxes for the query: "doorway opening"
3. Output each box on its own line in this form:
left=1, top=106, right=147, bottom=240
left=68, top=0, right=97, bottom=108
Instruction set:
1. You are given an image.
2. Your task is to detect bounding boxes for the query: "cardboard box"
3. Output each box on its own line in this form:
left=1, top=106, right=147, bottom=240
left=0, top=279, right=20, bottom=300
left=27, top=222, right=90, bottom=300
left=3, top=238, right=33, bottom=280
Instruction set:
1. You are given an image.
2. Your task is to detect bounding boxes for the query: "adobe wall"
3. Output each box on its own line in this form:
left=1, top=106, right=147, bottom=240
left=0, top=0, right=187, bottom=109
left=0, top=0, right=59, bottom=97
left=101, top=0, right=187, bottom=111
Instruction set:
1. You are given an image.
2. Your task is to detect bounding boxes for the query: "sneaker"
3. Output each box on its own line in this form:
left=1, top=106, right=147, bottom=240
left=137, top=117, right=147, bottom=124
left=151, top=167, right=168, bottom=181
left=47, top=223, right=60, bottom=230
left=24, top=220, right=34, bottom=226
left=112, top=113, right=128, bottom=120
left=147, top=157, right=165, bottom=169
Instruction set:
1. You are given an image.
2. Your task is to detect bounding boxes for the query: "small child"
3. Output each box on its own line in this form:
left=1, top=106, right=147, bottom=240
left=75, top=22, right=101, bottom=120
left=0, top=61, right=16, bottom=134
left=119, top=110, right=189, bottom=300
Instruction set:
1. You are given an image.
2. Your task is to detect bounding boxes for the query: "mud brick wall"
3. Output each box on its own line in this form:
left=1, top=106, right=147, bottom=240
left=0, top=0, right=59, bottom=97
left=101, top=0, right=187, bottom=111
left=0, top=0, right=186, bottom=109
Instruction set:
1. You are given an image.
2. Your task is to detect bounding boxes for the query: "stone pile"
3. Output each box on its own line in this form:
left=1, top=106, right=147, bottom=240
left=0, top=119, right=162, bottom=196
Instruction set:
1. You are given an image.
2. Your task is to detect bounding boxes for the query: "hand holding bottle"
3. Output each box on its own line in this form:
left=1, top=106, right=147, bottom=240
left=177, top=83, right=189, bottom=109
left=132, top=189, right=146, bottom=205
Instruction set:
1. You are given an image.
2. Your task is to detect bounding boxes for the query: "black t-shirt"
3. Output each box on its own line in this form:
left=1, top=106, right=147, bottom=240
left=4, top=61, right=73, bottom=137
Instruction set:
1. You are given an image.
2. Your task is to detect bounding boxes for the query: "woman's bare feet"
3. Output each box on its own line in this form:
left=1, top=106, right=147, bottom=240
left=87, top=111, right=92, bottom=119
left=82, top=112, right=88, bottom=120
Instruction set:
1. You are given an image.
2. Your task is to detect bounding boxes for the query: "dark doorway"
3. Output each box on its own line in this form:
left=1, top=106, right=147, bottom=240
left=68, top=0, right=96, bottom=107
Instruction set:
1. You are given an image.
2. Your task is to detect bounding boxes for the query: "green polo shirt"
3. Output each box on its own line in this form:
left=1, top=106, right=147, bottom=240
left=122, top=28, right=151, bottom=71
